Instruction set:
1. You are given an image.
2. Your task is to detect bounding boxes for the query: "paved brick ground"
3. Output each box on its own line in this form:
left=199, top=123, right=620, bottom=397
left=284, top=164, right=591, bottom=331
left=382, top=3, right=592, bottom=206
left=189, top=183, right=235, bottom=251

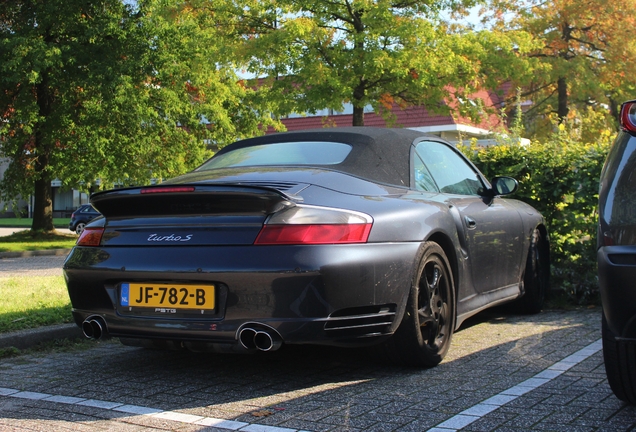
left=0, top=307, right=633, bottom=431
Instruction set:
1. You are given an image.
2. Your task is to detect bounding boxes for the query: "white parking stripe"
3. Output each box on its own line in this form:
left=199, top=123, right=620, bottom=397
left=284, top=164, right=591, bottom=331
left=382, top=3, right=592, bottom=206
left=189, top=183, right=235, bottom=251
left=11, top=391, right=51, bottom=400
left=427, top=339, right=603, bottom=431
left=0, top=339, right=603, bottom=432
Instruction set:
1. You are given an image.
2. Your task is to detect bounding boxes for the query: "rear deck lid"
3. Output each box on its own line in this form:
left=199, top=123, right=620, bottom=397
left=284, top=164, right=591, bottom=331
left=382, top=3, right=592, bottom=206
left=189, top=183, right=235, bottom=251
left=90, top=184, right=297, bottom=246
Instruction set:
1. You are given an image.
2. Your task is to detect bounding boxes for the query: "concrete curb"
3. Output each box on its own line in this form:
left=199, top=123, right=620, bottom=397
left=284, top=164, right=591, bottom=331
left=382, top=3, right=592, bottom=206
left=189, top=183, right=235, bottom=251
left=0, top=249, right=72, bottom=259
left=0, top=323, right=83, bottom=350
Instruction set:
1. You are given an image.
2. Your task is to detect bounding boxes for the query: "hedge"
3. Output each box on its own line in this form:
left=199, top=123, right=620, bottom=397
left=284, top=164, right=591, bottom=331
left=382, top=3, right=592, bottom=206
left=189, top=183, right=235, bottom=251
left=460, top=125, right=613, bottom=304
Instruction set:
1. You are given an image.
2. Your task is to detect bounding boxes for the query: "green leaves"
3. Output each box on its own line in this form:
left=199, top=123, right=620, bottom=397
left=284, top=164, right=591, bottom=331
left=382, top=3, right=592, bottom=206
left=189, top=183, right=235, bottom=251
left=236, top=0, right=533, bottom=126
left=486, top=0, right=636, bottom=125
left=251, top=1, right=538, bottom=126
left=0, top=0, right=278, bottom=229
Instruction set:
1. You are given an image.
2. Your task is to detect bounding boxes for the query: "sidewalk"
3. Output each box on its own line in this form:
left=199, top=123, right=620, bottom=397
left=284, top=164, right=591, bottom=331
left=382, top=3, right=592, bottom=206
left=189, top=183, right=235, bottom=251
left=0, top=254, right=67, bottom=277
left=0, top=227, right=28, bottom=236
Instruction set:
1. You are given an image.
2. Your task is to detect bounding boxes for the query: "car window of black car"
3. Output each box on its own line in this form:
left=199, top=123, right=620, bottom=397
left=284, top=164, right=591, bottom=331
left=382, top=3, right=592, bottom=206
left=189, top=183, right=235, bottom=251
left=198, top=142, right=352, bottom=169
left=413, top=151, right=439, bottom=192
left=415, top=141, right=483, bottom=196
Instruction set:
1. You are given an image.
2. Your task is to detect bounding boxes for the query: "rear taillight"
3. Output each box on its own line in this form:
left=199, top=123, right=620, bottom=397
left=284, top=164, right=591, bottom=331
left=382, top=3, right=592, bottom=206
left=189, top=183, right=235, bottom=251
left=255, top=224, right=372, bottom=244
left=254, top=205, right=373, bottom=245
left=620, top=101, right=636, bottom=132
left=77, top=227, right=104, bottom=246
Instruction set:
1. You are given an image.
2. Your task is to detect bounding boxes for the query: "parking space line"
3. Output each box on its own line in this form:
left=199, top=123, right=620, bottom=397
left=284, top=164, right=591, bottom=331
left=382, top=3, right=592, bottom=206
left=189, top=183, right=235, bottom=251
left=0, top=339, right=603, bottom=432
left=427, top=339, right=603, bottom=431
left=0, top=386, right=277, bottom=431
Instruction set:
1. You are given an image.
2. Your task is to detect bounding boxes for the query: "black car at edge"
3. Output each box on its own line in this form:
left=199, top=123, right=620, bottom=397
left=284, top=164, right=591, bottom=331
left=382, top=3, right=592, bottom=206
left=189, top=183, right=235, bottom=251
left=598, top=101, right=636, bottom=402
left=64, top=127, right=549, bottom=366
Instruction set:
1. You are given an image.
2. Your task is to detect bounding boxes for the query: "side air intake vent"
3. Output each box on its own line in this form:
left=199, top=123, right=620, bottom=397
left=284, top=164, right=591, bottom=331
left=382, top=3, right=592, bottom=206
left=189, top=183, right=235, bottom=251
left=324, top=304, right=396, bottom=338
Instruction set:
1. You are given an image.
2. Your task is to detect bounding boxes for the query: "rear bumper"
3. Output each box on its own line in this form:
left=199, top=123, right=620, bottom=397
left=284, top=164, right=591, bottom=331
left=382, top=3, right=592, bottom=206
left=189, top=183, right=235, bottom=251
left=64, top=243, right=420, bottom=346
left=598, top=246, right=636, bottom=338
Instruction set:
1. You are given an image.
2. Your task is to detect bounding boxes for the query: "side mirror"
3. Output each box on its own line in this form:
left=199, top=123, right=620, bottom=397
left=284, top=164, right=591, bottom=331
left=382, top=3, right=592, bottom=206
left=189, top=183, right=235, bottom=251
left=491, top=176, right=518, bottom=196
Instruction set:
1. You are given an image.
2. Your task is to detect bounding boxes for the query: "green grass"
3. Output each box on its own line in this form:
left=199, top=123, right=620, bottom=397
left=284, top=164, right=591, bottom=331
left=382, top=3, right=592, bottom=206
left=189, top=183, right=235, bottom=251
left=0, top=230, right=77, bottom=253
left=0, top=218, right=68, bottom=228
left=0, top=276, right=73, bottom=333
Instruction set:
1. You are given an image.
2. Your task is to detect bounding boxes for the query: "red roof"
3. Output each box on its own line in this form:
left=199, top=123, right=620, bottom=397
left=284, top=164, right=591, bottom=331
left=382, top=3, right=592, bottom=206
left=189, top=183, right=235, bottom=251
left=276, top=88, right=509, bottom=132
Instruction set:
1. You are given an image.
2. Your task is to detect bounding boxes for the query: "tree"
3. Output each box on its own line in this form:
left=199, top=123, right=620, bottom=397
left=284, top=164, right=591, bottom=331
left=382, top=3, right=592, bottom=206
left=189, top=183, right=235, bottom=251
left=232, top=0, right=536, bottom=126
left=0, top=0, right=275, bottom=231
left=486, top=0, right=636, bottom=125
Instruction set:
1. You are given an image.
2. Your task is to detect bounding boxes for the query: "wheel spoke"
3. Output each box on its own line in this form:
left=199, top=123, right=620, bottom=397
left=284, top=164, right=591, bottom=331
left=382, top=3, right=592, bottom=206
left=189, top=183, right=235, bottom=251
left=428, top=267, right=440, bottom=296
left=418, top=306, right=434, bottom=325
left=419, top=263, right=449, bottom=346
left=438, top=303, right=448, bottom=326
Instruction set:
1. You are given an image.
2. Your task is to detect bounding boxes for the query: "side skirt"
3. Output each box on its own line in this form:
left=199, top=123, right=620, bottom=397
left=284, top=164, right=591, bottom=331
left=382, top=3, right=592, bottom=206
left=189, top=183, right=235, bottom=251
left=455, top=284, right=521, bottom=329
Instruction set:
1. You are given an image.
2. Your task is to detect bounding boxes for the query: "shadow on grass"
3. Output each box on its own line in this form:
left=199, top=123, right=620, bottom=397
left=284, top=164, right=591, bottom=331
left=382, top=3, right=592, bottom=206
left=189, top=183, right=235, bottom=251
left=0, top=230, right=76, bottom=252
left=0, top=305, right=73, bottom=334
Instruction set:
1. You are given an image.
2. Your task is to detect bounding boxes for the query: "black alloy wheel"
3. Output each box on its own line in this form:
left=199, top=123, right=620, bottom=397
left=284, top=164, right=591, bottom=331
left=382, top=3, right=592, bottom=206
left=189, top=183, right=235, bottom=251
left=418, top=251, right=453, bottom=354
left=380, top=242, right=455, bottom=367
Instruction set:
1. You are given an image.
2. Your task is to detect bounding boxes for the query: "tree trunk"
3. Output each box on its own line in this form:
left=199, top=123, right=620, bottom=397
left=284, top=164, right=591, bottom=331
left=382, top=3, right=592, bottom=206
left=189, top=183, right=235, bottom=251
left=352, top=105, right=364, bottom=126
left=609, top=96, right=621, bottom=129
left=31, top=74, right=55, bottom=232
left=352, top=80, right=366, bottom=126
left=32, top=169, right=54, bottom=232
left=557, top=77, right=569, bottom=122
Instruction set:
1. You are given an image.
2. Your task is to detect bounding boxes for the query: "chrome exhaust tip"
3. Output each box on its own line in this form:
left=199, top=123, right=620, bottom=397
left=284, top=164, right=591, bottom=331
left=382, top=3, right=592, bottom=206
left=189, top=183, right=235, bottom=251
left=254, top=330, right=282, bottom=352
left=237, top=324, right=283, bottom=352
left=81, top=316, right=108, bottom=340
left=239, top=327, right=258, bottom=350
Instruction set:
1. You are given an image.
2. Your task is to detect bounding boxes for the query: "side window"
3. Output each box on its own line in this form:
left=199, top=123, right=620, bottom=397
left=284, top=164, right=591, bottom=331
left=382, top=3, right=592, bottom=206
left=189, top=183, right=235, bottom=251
left=415, top=141, right=484, bottom=196
left=413, top=151, right=439, bottom=192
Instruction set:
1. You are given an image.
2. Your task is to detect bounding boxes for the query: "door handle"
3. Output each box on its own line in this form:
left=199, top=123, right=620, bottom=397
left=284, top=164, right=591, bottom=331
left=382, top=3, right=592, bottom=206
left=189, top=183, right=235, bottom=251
left=464, top=216, right=476, bottom=229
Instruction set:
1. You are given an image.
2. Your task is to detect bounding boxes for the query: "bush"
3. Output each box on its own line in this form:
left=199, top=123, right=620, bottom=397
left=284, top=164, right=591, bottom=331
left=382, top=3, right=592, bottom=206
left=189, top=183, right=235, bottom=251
left=461, top=115, right=614, bottom=305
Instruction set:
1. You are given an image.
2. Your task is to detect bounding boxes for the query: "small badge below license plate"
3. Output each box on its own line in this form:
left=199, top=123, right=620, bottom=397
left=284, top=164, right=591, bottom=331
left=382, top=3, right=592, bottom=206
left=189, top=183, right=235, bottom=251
left=120, top=283, right=215, bottom=310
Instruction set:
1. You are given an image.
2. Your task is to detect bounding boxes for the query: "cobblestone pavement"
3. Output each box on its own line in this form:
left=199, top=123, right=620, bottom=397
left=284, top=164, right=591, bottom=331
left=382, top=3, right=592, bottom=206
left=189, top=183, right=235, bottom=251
left=0, top=255, right=66, bottom=277
left=1, top=307, right=634, bottom=431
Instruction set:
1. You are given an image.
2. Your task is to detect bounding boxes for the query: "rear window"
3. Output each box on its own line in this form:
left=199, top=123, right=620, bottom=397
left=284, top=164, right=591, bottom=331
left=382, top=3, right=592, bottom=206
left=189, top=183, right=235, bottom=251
left=197, top=141, right=352, bottom=170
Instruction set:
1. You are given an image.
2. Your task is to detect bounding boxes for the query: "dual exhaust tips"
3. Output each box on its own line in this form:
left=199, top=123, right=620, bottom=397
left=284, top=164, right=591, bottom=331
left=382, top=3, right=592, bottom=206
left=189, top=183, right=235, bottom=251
left=82, top=316, right=108, bottom=340
left=82, top=317, right=283, bottom=352
left=238, top=325, right=282, bottom=352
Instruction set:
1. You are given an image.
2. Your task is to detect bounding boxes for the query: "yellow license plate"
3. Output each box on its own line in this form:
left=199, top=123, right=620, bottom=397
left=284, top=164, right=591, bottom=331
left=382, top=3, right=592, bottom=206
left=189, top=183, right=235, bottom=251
left=120, top=283, right=215, bottom=310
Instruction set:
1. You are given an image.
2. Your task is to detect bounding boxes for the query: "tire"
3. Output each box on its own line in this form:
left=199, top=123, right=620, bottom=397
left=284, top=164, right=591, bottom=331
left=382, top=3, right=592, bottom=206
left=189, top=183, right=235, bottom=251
left=382, top=242, right=455, bottom=367
left=75, top=222, right=86, bottom=235
left=516, top=228, right=549, bottom=314
left=602, top=313, right=636, bottom=404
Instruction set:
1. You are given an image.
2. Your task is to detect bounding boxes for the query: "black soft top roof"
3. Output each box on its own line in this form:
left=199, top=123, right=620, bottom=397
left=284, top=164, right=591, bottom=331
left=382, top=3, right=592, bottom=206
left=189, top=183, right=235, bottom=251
left=212, top=127, right=434, bottom=187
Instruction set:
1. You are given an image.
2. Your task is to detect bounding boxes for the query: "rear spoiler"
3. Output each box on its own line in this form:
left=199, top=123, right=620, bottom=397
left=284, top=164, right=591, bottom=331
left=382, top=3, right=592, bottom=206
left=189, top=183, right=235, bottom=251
left=90, top=184, right=295, bottom=218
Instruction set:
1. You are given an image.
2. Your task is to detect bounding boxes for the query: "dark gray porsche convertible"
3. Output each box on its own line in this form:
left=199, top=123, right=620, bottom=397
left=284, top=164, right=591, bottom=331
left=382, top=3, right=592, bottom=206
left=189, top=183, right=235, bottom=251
left=64, top=127, right=549, bottom=366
